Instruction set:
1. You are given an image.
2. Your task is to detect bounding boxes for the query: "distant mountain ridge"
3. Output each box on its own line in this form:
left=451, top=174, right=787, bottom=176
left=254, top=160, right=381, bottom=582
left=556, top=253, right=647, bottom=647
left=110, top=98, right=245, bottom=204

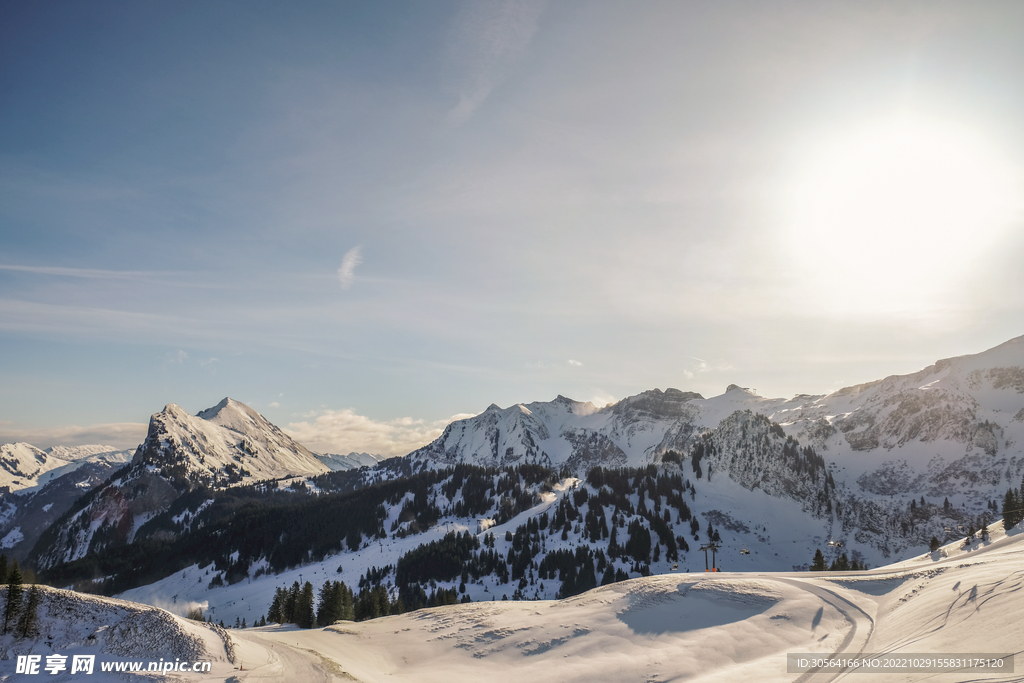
left=0, top=443, right=131, bottom=493
left=316, top=452, right=389, bottom=471
left=0, top=445, right=134, bottom=561
left=410, top=336, right=1024, bottom=507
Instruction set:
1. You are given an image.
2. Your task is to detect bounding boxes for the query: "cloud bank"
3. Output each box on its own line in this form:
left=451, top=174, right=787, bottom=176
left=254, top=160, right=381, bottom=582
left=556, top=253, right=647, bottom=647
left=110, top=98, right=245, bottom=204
left=285, top=408, right=476, bottom=458
left=0, top=422, right=148, bottom=451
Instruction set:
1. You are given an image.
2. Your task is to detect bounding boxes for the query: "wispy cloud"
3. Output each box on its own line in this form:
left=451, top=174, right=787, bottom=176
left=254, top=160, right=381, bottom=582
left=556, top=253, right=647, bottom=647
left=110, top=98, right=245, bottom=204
left=0, top=264, right=157, bottom=279
left=161, top=349, right=189, bottom=369
left=683, top=356, right=735, bottom=381
left=567, top=359, right=583, bottom=367
left=0, top=264, right=248, bottom=292
left=337, top=247, right=363, bottom=290
left=446, top=0, right=547, bottom=125
left=285, top=408, right=476, bottom=458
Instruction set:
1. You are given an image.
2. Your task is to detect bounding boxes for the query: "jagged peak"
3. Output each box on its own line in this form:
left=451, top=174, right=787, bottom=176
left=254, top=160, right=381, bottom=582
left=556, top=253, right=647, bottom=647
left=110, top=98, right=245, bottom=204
left=196, top=397, right=272, bottom=434
left=197, top=397, right=256, bottom=420
left=484, top=403, right=502, bottom=413
left=724, top=384, right=757, bottom=395
left=663, top=387, right=704, bottom=401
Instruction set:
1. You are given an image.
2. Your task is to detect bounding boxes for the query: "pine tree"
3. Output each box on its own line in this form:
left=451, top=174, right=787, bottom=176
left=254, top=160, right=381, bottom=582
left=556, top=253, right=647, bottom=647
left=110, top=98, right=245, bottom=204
left=284, top=581, right=300, bottom=623
left=317, top=580, right=335, bottom=626
left=16, top=583, right=40, bottom=639
left=339, top=582, right=355, bottom=621
left=929, top=536, right=941, bottom=552
left=268, top=587, right=285, bottom=624
left=830, top=553, right=850, bottom=571
left=3, top=561, right=23, bottom=634
left=295, top=582, right=316, bottom=628
left=0, top=554, right=7, bottom=585
left=1003, top=489, right=1022, bottom=530
left=810, top=549, right=826, bottom=571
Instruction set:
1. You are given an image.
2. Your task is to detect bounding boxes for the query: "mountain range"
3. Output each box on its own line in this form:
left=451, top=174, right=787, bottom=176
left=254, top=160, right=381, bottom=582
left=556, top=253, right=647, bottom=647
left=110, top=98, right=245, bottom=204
left=1, top=334, right=1021, bottom=635
left=411, top=334, right=1024, bottom=506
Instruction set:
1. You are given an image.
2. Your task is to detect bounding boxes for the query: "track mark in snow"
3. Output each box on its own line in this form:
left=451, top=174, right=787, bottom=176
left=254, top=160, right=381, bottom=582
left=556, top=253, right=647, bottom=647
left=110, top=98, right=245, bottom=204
left=774, top=578, right=875, bottom=683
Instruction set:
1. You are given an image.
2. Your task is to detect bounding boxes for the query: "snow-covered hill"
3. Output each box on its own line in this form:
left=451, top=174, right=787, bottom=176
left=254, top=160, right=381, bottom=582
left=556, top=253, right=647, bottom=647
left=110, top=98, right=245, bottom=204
left=13, top=512, right=1021, bottom=681
left=114, top=517, right=1024, bottom=683
left=0, top=584, right=236, bottom=681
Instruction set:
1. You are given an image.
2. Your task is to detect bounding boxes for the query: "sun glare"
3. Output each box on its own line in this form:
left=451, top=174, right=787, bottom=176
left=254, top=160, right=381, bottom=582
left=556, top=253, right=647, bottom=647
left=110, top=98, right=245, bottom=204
left=782, top=114, right=1021, bottom=314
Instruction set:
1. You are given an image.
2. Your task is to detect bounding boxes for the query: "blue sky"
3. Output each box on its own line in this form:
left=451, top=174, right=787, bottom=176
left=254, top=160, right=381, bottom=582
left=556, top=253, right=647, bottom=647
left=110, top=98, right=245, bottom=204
left=3, top=1, right=1024, bottom=456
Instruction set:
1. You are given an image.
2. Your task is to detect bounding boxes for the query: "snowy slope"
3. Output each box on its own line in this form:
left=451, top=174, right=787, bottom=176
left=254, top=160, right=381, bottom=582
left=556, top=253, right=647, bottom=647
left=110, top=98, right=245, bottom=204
left=0, top=585, right=237, bottom=682
left=182, top=520, right=1024, bottom=683
left=22, top=516, right=1023, bottom=682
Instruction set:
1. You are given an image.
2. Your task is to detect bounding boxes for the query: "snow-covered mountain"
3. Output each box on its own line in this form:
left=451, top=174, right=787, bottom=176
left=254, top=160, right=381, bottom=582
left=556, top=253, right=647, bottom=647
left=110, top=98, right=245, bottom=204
left=135, top=398, right=328, bottom=484
left=315, top=452, right=389, bottom=472
left=30, top=398, right=330, bottom=569
left=0, top=446, right=133, bottom=563
left=412, top=336, right=1024, bottom=503
left=408, top=389, right=703, bottom=471
left=393, top=336, right=1024, bottom=562
left=0, top=444, right=131, bottom=494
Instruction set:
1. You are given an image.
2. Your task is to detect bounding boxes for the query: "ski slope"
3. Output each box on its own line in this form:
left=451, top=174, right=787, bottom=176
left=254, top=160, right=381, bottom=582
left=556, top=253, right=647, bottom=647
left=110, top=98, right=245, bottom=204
left=5, top=521, right=1021, bottom=681
left=219, top=521, right=1024, bottom=683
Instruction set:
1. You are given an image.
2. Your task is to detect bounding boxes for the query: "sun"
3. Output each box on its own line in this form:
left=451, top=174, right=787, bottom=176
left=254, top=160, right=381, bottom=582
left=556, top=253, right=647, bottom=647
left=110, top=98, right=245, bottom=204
left=781, top=114, right=1021, bottom=314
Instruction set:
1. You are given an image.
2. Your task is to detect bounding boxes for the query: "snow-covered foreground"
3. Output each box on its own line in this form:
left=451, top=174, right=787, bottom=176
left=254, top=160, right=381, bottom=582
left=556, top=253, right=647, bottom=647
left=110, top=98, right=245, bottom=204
left=218, top=522, right=1023, bottom=683
left=5, top=524, right=1022, bottom=681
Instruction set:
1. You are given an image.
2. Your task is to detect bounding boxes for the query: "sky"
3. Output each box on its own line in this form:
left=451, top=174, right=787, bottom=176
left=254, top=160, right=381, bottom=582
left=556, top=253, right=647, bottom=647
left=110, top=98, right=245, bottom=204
left=2, top=1, right=1024, bottom=457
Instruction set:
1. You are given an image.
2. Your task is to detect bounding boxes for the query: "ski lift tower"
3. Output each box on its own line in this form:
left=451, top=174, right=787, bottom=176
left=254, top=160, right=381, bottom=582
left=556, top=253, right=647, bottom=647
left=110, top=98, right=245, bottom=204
left=699, top=542, right=721, bottom=572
